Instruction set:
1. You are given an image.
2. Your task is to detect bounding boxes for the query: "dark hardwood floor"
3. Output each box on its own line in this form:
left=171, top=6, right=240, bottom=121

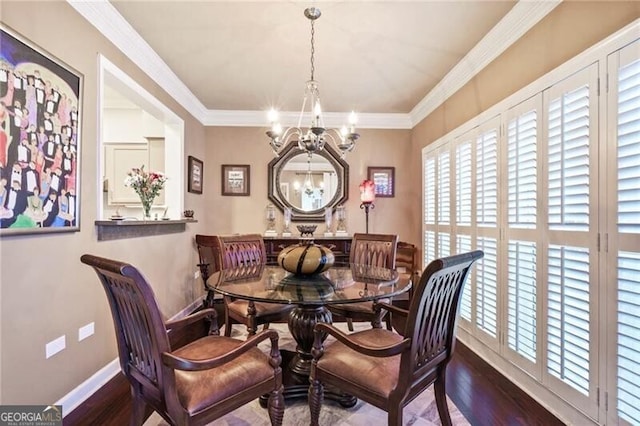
left=64, top=314, right=565, bottom=426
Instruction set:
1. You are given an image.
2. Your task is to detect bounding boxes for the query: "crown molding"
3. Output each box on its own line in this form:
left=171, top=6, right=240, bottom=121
left=69, top=0, right=559, bottom=130
left=67, top=0, right=209, bottom=122
left=409, top=0, right=561, bottom=127
left=201, top=110, right=412, bottom=129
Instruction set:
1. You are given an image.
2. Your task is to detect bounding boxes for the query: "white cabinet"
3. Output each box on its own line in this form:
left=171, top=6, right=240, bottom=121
left=104, top=140, right=165, bottom=205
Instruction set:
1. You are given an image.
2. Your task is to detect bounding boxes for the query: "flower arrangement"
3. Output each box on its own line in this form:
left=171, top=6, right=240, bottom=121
left=124, top=165, right=167, bottom=219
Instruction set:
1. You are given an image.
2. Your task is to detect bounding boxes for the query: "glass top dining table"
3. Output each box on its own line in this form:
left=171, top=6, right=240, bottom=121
left=206, top=262, right=411, bottom=306
left=206, top=263, right=413, bottom=406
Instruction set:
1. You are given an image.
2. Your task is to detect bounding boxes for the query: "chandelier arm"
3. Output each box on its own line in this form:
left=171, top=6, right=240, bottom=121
left=298, top=93, right=308, bottom=129
left=280, top=127, right=302, bottom=145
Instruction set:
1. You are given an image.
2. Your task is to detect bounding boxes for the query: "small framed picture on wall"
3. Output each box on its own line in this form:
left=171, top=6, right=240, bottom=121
left=187, top=156, right=203, bottom=194
left=367, top=166, right=395, bottom=197
left=222, top=164, right=250, bottom=196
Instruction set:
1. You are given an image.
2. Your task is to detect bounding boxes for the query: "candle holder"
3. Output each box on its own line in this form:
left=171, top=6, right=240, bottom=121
left=282, top=207, right=292, bottom=237
left=359, top=179, right=376, bottom=234
left=265, top=204, right=277, bottom=236
left=324, top=207, right=333, bottom=237
left=335, top=205, right=348, bottom=235
left=360, top=201, right=375, bottom=234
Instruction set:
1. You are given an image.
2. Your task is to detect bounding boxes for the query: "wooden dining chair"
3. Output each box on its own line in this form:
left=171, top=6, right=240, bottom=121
left=328, top=233, right=399, bottom=330
left=388, top=241, right=420, bottom=332
left=195, top=234, right=292, bottom=337
left=80, top=254, right=284, bottom=426
left=309, top=250, right=484, bottom=426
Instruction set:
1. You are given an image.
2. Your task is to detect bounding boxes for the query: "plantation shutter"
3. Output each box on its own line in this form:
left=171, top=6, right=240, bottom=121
left=617, top=53, right=640, bottom=234
left=610, top=41, right=640, bottom=426
left=504, top=96, right=542, bottom=374
left=438, top=233, right=450, bottom=257
left=438, top=151, right=450, bottom=225
left=507, top=241, right=537, bottom=363
left=424, top=157, right=436, bottom=225
left=424, top=230, right=436, bottom=265
left=458, top=234, right=473, bottom=321
left=543, top=64, right=597, bottom=413
left=508, top=109, right=537, bottom=228
left=456, top=142, right=472, bottom=226
left=476, top=129, right=498, bottom=227
left=548, top=84, right=590, bottom=231
left=476, top=237, right=498, bottom=338
left=547, top=244, right=590, bottom=395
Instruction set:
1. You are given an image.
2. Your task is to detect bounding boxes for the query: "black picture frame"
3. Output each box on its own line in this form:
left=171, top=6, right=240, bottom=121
left=187, top=155, right=203, bottom=194
left=221, top=164, right=250, bottom=196
left=368, top=166, right=395, bottom=198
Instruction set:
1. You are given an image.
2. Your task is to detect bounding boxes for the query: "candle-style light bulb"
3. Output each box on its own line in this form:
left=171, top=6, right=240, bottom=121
left=314, top=101, right=322, bottom=118
left=349, top=111, right=357, bottom=132
left=272, top=122, right=282, bottom=136
left=268, top=109, right=279, bottom=123
left=340, top=125, right=348, bottom=137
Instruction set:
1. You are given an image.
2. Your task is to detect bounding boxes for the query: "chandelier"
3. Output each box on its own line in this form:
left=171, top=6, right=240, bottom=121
left=266, top=7, right=360, bottom=158
left=294, top=154, right=324, bottom=197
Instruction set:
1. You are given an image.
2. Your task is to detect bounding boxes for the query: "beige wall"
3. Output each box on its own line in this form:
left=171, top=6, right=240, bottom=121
left=204, top=127, right=417, bottom=243
left=0, top=2, right=209, bottom=404
left=0, top=0, right=638, bottom=412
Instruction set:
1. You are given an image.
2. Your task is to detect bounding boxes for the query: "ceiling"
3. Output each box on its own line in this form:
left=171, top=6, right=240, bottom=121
left=76, top=1, right=561, bottom=127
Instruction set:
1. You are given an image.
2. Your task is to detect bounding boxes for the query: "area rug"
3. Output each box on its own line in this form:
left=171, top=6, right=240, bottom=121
left=145, top=322, right=470, bottom=426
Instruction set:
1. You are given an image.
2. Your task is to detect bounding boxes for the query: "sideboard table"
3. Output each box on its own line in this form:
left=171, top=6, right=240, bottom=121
left=263, top=235, right=352, bottom=263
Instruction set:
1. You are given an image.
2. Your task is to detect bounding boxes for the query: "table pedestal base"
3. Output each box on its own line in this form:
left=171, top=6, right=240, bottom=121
left=260, top=305, right=357, bottom=408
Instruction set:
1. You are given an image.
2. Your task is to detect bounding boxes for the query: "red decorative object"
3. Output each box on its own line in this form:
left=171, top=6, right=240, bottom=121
left=359, top=179, right=376, bottom=233
left=359, top=179, right=376, bottom=203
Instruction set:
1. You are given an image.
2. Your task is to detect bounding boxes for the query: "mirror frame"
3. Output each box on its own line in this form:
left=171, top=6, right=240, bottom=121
left=268, top=143, right=349, bottom=222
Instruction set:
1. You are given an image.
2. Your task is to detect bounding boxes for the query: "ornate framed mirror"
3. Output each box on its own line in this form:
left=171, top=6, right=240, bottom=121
left=268, top=143, right=349, bottom=222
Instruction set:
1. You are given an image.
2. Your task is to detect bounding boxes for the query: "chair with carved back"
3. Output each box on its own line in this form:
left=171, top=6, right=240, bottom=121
left=389, top=241, right=420, bottom=332
left=328, top=233, right=399, bottom=331
left=195, top=234, right=292, bottom=337
left=80, top=254, right=284, bottom=426
left=309, top=250, right=484, bottom=426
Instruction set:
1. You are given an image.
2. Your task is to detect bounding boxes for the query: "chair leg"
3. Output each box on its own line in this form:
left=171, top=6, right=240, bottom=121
left=267, top=385, right=285, bottom=426
left=346, top=317, right=354, bottom=332
left=308, top=377, right=324, bottom=426
left=247, top=301, right=258, bottom=336
left=387, top=405, right=403, bottom=426
left=224, top=307, right=233, bottom=337
left=203, top=290, right=216, bottom=309
left=434, top=369, right=452, bottom=426
left=129, top=387, right=148, bottom=426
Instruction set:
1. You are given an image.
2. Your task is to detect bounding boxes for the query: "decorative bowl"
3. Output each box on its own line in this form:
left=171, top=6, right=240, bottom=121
left=277, top=243, right=335, bottom=276
left=296, top=224, right=317, bottom=237
left=183, top=210, right=194, bottom=218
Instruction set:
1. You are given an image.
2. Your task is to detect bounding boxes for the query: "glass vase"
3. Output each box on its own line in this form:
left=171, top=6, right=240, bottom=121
left=140, top=196, right=154, bottom=221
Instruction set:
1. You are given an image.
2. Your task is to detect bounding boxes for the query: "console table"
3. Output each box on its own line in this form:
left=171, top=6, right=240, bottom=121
left=263, top=235, right=352, bottom=263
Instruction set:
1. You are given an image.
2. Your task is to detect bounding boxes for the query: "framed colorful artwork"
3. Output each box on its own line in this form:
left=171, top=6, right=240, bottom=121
left=367, top=166, right=395, bottom=197
left=0, top=26, right=83, bottom=235
left=221, top=164, right=250, bottom=196
left=187, top=155, right=203, bottom=194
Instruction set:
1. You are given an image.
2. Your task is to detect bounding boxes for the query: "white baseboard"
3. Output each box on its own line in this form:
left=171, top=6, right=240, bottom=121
left=57, top=298, right=202, bottom=417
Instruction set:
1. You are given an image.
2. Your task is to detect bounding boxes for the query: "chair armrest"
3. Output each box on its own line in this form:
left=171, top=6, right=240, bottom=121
left=162, top=328, right=280, bottom=371
left=313, top=323, right=410, bottom=358
left=165, top=308, right=217, bottom=332
left=374, top=302, right=408, bottom=319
